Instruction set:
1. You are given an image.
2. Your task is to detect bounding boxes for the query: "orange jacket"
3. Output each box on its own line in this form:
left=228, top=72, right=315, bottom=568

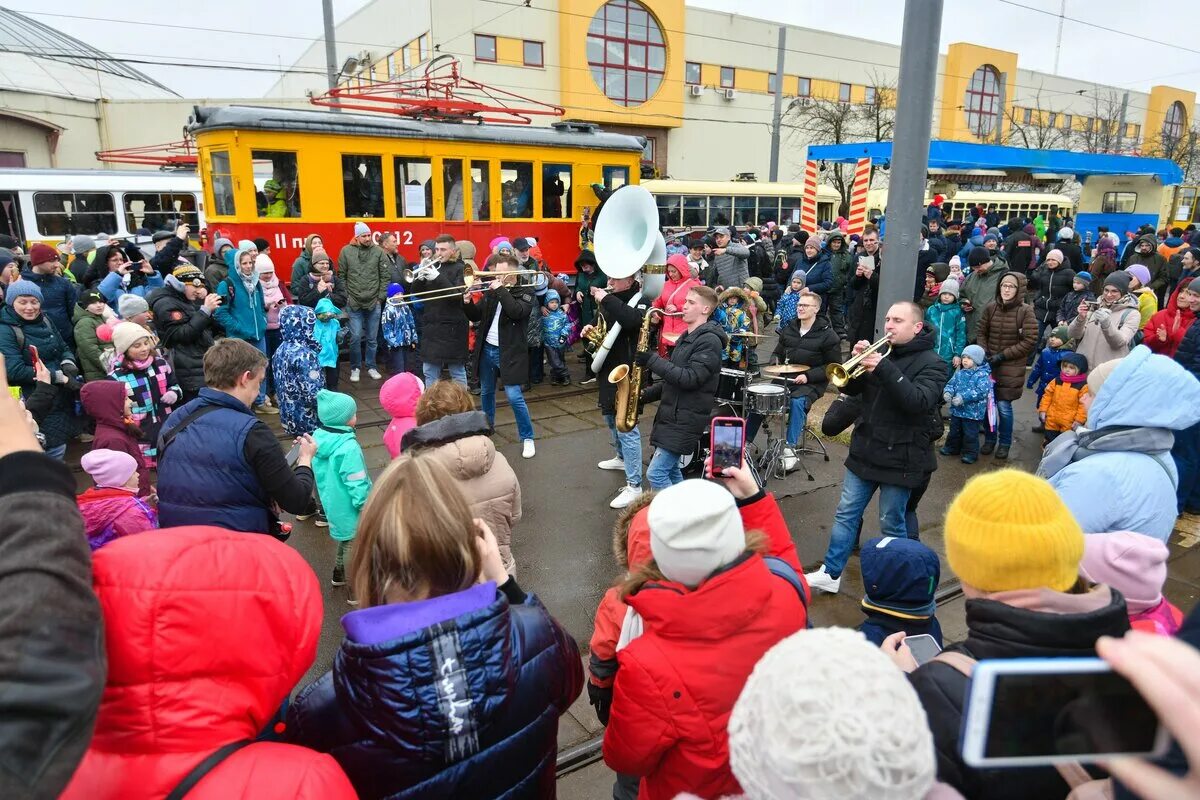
left=1038, top=377, right=1089, bottom=432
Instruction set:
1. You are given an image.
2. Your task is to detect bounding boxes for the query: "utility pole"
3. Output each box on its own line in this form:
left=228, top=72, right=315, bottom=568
left=994, top=72, right=1007, bottom=145
left=875, top=0, right=943, bottom=337
left=768, top=25, right=787, bottom=181
left=1114, top=91, right=1129, bottom=153
left=1053, top=0, right=1066, bottom=75
left=322, top=0, right=341, bottom=111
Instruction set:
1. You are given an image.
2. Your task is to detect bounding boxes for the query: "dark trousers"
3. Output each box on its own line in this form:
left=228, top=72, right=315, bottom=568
left=324, top=366, right=339, bottom=391
left=943, top=415, right=981, bottom=458
left=264, top=328, right=282, bottom=397
left=1173, top=420, right=1200, bottom=513
left=528, top=345, right=544, bottom=384
left=545, top=346, right=569, bottom=380
left=1044, top=429, right=1065, bottom=446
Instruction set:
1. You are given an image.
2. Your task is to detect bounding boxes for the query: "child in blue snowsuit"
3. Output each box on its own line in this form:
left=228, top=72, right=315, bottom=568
left=541, top=294, right=572, bottom=385
left=1027, top=324, right=1072, bottom=406
left=313, top=297, right=343, bottom=391
left=938, top=344, right=993, bottom=464
left=381, top=283, right=419, bottom=375
left=272, top=305, right=325, bottom=436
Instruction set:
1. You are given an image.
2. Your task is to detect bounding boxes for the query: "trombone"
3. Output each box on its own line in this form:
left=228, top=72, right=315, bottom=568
left=391, top=265, right=541, bottom=305
left=825, top=334, right=893, bottom=388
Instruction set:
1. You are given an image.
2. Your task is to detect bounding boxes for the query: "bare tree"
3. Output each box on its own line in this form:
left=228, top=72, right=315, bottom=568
left=1071, top=91, right=1128, bottom=154
left=1155, top=122, right=1200, bottom=184
left=1003, top=87, right=1073, bottom=150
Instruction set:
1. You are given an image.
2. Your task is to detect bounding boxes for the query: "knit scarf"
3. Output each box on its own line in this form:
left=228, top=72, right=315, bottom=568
left=1037, top=424, right=1176, bottom=482
left=1060, top=372, right=1086, bottom=385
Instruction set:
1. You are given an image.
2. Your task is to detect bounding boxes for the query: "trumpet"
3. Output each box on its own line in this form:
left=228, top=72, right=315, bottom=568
left=391, top=267, right=541, bottom=305
left=825, top=334, right=893, bottom=388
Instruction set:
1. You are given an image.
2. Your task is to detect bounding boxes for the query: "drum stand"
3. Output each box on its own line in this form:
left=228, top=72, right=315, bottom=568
left=752, top=411, right=816, bottom=483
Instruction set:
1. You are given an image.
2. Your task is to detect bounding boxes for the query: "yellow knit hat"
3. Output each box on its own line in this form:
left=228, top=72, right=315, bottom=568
left=945, top=469, right=1084, bottom=593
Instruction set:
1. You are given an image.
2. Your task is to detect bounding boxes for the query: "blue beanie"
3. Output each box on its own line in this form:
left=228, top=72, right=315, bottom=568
left=0, top=249, right=13, bottom=270
left=387, top=282, right=405, bottom=298
left=4, top=279, right=43, bottom=308
left=961, top=344, right=986, bottom=364
left=1074, top=271, right=1092, bottom=283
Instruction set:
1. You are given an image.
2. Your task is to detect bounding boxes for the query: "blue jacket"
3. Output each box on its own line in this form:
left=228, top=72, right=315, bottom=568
left=286, top=583, right=582, bottom=800
left=944, top=362, right=992, bottom=421
left=0, top=305, right=76, bottom=449
left=313, top=297, right=342, bottom=369
left=798, top=252, right=832, bottom=296
left=1176, top=320, right=1200, bottom=378
left=541, top=306, right=570, bottom=348
left=272, top=305, right=324, bottom=436
left=156, top=388, right=270, bottom=532
left=19, top=269, right=77, bottom=346
left=381, top=297, right=418, bottom=348
left=925, top=301, right=966, bottom=366
left=1047, top=346, right=1200, bottom=541
left=97, top=270, right=165, bottom=305
left=1027, top=345, right=1070, bottom=398
left=214, top=272, right=267, bottom=342
left=311, top=424, right=370, bottom=542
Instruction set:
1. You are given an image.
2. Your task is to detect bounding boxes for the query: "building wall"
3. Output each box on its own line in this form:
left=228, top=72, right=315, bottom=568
left=0, top=112, right=58, bottom=168
left=0, top=91, right=104, bottom=169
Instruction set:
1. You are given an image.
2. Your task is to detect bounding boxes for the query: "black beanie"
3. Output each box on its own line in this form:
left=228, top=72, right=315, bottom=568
left=1104, top=270, right=1132, bottom=294
left=968, top=246, right=991, bottom=268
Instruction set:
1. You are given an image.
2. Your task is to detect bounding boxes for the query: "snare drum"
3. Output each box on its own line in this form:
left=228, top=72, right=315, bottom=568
left=746, top=383, right=787, bottom=416
left=716, top=368, right=754, bottom=405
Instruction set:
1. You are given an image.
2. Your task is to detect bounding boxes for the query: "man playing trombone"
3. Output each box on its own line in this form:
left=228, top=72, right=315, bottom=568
left=411, top=234, right=471, bottom=388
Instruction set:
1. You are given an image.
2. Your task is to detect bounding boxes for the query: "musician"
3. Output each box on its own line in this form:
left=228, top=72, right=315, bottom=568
left=463, top=253, right=537, bottom=459
left=634, top=285, right=725, bottom=490
left=805, top=301, right=948, bottom=596
left=586, top=274, right=648, bottom=509
left=746, top=292, right=841, bottom=461
left=411, top=234, right=470, bottom=388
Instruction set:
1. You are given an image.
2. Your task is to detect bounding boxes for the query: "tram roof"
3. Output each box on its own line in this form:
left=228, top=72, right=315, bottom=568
left=187, top=106, right=647, bottom=154
left=807, top=140, right=1184, bottom=183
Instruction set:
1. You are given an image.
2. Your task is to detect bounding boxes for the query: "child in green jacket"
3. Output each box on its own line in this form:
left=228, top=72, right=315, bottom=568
left=312, top=389, right=372, bottom=603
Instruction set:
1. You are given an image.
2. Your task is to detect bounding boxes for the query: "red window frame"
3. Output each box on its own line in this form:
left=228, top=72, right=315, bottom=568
left=586, top=0, right=666, bottom=107
left=964, top=65, right=1000, bottom=137
left=474, top=34, right=497, bottom=63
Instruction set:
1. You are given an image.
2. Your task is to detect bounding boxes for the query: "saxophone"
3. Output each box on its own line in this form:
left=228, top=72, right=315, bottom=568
left=609, top=309, right=657, bottom=433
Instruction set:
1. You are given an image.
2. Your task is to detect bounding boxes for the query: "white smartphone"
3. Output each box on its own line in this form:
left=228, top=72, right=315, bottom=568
left=904, top=634, right=942, bottom=666
left=960, top=657, right=1169, bottom=768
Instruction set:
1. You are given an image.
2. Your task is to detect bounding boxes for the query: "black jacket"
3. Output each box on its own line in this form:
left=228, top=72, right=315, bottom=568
left=1002, top=230, right=1035, bottom=273
left=1027, top=263, right=1077, bottom=325
left=596, top=287, right=647, bottom=416
left=150, top=235, right=186, bottom=276
left=290, top=270, right=348, bottom=311
left=148, top=283, right=219, bottom=393
left=1044, top=239, right=1085, bottom=273
left=841, top=326, right=947, bottom=488
left=464, top=283, right=533, bottom=386
left=770, top=315, right=841, bottom=403
left=412, top=259, right=471, bottom=363
left=909, top=587, right=1130, bottom=800
left=847, top=248, right=881, bottom=343
left=640, top=319, right=726, bottom=454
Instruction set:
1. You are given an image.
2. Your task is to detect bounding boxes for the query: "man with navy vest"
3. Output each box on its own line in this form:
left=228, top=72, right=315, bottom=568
left=156, top=338, right=317, bottom=534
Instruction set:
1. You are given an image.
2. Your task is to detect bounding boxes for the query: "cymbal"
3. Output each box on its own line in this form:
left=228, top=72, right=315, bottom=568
left=662, top=332, right=681, bottom=344
left=762, top=363, right=810, bottom=375
left=729, top=331, right=767, bottom=339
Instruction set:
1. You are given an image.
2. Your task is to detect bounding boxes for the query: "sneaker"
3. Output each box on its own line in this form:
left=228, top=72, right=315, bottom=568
left=1032, top=424, right=1045, bottom=434
left=597, top=456, right=626, bottom=471
left=367, top=368, right=382, bottom=380
left=980, top=440, right=996, bottom=455
left=610, top=484, right=643, bottom=509
left=78, top=432, right=94, bottom=443
left=349, top=368, right=361, bottom=382
left=781, top=446, right=799, bottom=472
left=313, top=511, right=329, bottom=528
left=522, top=439, right=536, bottom=459
left=331, top=565, right=346, bottom=587
left=938, top=446, right=960, bottom=456
left=994, top=445, right=1010, bottom=460
left=253, top=402, right=280, bottom=415
left=580, top=376, right=597, bottom=386
left=347, top=595, right=359, bottom=606
left=469, top=386, right=481, bottom=396
left=805, top=564, right=841, bottom=594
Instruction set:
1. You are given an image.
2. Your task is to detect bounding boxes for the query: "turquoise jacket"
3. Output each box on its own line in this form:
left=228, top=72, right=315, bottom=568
left=312, top=424, right=371, bottom=542
left=214, top=271, right=267, bottom=342
left=925, top=300, right=967, bottom=366
left=313, top=297, right=341, bottom=368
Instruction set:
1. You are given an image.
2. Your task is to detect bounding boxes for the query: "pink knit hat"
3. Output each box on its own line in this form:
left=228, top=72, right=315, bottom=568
left=81, top=449, right=139, bottom=489
left=1078, top=531, right=1168, bottom=614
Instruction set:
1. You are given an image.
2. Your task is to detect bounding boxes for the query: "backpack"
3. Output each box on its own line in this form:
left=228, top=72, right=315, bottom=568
left=1117, top=308, right=1145, bottom=349
left=763, top=555, right=812, bottom=628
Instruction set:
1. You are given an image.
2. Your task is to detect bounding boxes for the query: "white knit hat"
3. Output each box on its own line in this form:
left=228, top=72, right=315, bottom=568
left=647, top=480, right=745, bottom=588
left=728, top=628, right=937, bottom=800
left=111, top=321, right=153, bottom=356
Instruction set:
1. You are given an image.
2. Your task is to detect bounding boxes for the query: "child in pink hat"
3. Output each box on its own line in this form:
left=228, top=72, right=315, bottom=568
left=1079, top=531, right=1182, bottom=635
left=380, top=372, right=424, bottom=458
left=77, top=449, right=157, bottom=550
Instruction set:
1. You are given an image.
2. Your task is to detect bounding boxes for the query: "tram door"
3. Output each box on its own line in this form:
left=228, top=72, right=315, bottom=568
left=0, top=192, right=22, bottom=245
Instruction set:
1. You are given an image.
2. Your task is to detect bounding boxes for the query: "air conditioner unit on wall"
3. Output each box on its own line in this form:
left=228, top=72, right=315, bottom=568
left=689, top=84, right=704, bottom=97
left=723, top=88, right=736, bottom=101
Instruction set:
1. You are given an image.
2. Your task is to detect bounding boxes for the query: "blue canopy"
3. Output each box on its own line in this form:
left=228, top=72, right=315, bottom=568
left=806, top=140, right=1183, bottom=184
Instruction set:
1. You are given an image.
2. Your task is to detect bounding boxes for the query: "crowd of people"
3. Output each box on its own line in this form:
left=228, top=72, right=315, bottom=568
left=4, top=204, right=1200, bottom=800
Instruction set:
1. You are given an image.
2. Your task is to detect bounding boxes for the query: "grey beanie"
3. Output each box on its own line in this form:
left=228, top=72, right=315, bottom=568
left=961, top=344, right=986, bottom=365
left=353, top=221, right=371, bottom=237
left=117, top=293, right=150, bottom=319
left=1104, top=270, right=1132, bottom=295
left=71, top=234, right=96, bottom=254
left=939, top=278, right=960, bottom=300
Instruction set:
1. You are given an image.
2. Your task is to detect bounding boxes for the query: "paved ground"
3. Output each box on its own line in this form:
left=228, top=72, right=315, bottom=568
left=65, top=335, right=1200, bottom=798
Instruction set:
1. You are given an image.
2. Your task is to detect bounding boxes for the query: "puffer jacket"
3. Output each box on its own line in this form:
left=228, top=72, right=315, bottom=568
left=925, top=300, right=966, bottom=366
left=1028, top=262, right=1077, bottom=325
left=311, top=424, right=371, bottom=543
left=380, top=372, right=424, bottom=458
left=1038, top=375, right=1088, bottom=432
left=0, top=304, right=77, bottom=449
left=603, top=491, right=807, bottom=800
left=977, top=273, right=1038, bottom=401
left=77, top=487, right=157, bottom=550
left=1027, top=345, right=1071, bottom=400
left=944, top=362, right=992, bottom=421
left=148, top=280, right=218, bottom=394
left=74, top=303, right=112, bottom=381
left=337, top=240, right=389, bottom=310
left=796, top=250, right=832, bottom=296
left=61, top=527, right=357, bottom=800
left=1067, top=293, right=1141, bottom=368
left=841, top=326, right=948, bottom=489
left=909, top=586, right=1130, bottom=800
left=640, top=319, right=727, bottom=455
left=769, top=313, right=841, bottom=403
left=588, top=497, right=654, bottom=692
left=1143, top=283, right=1196, bottom=358
left=20, top=268, right=77, bottom=346
left=214, top=270, right=267, bottom=342
left=286, top=578, right=582, bottom=800
left=651, top=271, right=701, bottom=352
left=272, top=305, right=324, bottom=436
left=402, top=411, right=522, bottom=575
left=1043, top=346, right=1200, bottom=541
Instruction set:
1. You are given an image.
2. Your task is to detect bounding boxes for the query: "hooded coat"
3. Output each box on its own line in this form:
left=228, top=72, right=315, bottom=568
left=148, top=280, right=219, bottom=394
left=74, top=302, right=112, bottom=381
left=651, top=265, right=700, bottom=352
left=214, top=259, right=267, bottom=342
left=977, top=272, right=1038, bottom=401
left=1067, top=291, right=1141, bottom=368
left=1027, top=344, right=1072, bottom=401
left=290, top=233, right=321, bottom=282
left=272, top=305, right=325, bottom=436
left=639, top=319, right=727, bottom=455
left=313, top=297, right=342, bottom=369
left=380, top=372, right=423, bottom=458
left=1042, top=346, right=1200, bottom=541
left=925, top=298, right=967, bottom=366
left=1126, top=234, right=1169, bottom=298
left=588, top=497, right=655, bottom=692
left=311, top=423, right=371, bottom=542
left=0, top=303, right=77, bottom=449
left=80, top=379, right=152, bottom=496
left=77, top=486, right=157, bottom=551
left=1143, top=282, right=1196, bottom=358
left=573, top=250, right=608, bottom=327
left=60, top=527, right=357, bottom=800
left=959, top=263, right=1008, bottom=343
left=944, top=362, right=992, bottom=421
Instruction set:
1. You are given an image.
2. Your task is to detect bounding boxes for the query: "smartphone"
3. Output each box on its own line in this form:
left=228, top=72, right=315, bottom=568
left=28, top=345, right=39, bottom=370
left=960, top=657, right=1169, bottom=768
left=284, top=440, right=302, bottom=467
left=905, top=634, right=942, bottom=666
left=709, top=417, right=746, bottom=478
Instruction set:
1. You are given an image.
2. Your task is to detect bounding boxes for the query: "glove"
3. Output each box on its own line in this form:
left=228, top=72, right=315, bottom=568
left=634, top=350, right=652, bottom=367
left=587, top=682, right=613, bottom=726
left=160, top=390, right=179, bottom=405
left=951, top=394, right=965, bottom=407
left=988, top=355, right=1003, bottom=366
left=942, top=390, right=952, bottom=404
left=1092, top=307, right=1112, bottom=325
left=413, top=264, right=439, bottom=282
left=59, top=360, right=83, bottom=391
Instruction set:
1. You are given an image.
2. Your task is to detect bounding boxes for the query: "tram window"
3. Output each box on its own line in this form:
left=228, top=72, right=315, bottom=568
left=542, top=163, right=572, bottom=219
left=471, top=160, right=491, bottom=221
left=33, top=192, right=117, bottom=237
left=251, top=151, right=300, bottom=218
left=603, top=166, right=629, bottom=193
left=682, top=196, right=706, bottom=227
left=657, top=194, right=681, bottom=228
left=733, top=197, right=756, bottom=227
left=709, top=197, right=733, bottom=227
left=757, top=197, right=780, bottom=225
left=342, top=155, right=384, bottom=218
left=209, top=150, right=235, bottom=216
left=782, top=197, right=802, bottom=225
left=1177, top=188, right=1197, bottom=222
left=500, top=161, right=533, bottom=219
left=1102, top=192, right=1138, bottom=214
left=124, top=193, right=199, bottom=233
left=395, top=157, right=433, bottom=218
left=444, top=159, right=465, bottom=221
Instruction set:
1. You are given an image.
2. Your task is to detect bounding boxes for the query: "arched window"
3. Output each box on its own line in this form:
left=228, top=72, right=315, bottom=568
left=1163, top=101, right=1187, bottom=149
left=586, top=0, right=666, bottom=107
left=964, top=65, right=1001, bottom=138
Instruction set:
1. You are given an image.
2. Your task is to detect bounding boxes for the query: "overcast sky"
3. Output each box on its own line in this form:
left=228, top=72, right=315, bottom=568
left=11, top=0, right=1200, bottom=99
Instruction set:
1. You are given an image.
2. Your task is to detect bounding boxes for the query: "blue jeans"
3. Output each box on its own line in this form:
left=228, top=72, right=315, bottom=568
left=822, top=468, right=911, bottom=579
left=479, top=343, right=535, bottom=441
left=45, top=443, right=67, bottom=461
left=1173, top=419, right=1200, bottom=512
left=746, top=395, right=810, bottom=447
left=604, top=413, right=642, bottom=488
left=983, top=399, right=1014, bottom=447
left=647, top=446, right=685, bottom=490
left=347, top=304, right=381, bottom=369
left=422, top=360, right=467, bottom=388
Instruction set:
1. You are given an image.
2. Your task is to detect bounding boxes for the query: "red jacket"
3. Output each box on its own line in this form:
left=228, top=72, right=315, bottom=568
left=590, top=502, right=655, bottom=689
left=652, top=271, right=701, bottom=355
left=1143, top=283, right=1196, bottom=358
left=602, top=493, right=806, bottom=800
left=61, top=527, right=357, bottom=800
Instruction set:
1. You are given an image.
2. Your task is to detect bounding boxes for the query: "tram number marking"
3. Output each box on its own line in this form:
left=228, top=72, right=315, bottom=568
left=273, top=232, right=415, bottom=249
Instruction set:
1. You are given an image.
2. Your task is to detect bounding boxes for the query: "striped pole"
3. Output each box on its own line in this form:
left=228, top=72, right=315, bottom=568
left=847, top=158, right=872, bottom=236
left=801, top=160, right=819, bottom=232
